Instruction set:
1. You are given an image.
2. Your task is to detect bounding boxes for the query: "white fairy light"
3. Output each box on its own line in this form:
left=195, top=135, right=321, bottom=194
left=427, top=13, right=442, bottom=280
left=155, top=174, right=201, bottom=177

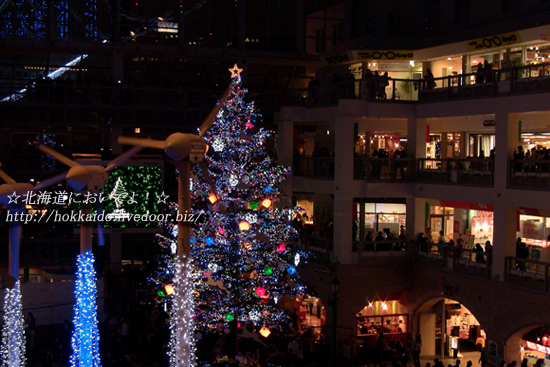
left=229, top=175, right=238, bottom=187
left=248, top=309, right=261, bottom=323
left=207, top=263, right=219, bottom=273
left=294, top=253, right=300, bottom=267
left=244, top=213, right=258, bottom=224
left=168, top=256, right=197, bottom=367
left=0, top=281, right=26, bottom=367
left=212, top=138, right=225, bottom=152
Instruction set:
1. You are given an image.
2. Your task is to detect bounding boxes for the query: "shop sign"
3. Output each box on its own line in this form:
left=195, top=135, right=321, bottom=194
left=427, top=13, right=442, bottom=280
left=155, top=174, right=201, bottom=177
left=520, top=220, right=544, bottom=240
left=156, top=21, right=178, bottom=33
left=526, top=341, right=550, bottom=355
left=357, top=50, right=414, bottom=60
left=466, top=32, right=521, bottom=51
left=322, top=54, right=350, bottom=64
left=459, top=312, right=470, bottom=339
left=483, top=120, right=495, bottom=127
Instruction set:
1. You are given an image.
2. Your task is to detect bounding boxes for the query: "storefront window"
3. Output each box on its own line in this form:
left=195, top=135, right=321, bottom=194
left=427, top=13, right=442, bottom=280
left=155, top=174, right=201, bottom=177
left=429, top=206, right=454, bottom=241
left=519, top=214, right=548, bottom=247
left=355, top=200, right=406, bottom=241
left=356, top=300, right=408, bottom=337
left=469, top=210, right=493, bottom=247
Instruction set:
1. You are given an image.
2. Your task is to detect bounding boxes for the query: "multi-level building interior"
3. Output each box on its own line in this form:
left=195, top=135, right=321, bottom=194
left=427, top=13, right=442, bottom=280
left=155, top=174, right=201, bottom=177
left=3, top=0, right=550, bottom=364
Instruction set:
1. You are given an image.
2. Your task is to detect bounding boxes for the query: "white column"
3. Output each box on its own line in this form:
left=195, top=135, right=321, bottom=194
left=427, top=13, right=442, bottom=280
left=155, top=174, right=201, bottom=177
left=333, top=113, right=355, bottom=264
left=492, top=112, right=520, bottom=280
left=408, top=117, right=428, bottom=159
left=453, top=208, right=464, bottom=242
left=405, top=197, right=417, bottom=243
left=277, top=109, right=295, bottom=207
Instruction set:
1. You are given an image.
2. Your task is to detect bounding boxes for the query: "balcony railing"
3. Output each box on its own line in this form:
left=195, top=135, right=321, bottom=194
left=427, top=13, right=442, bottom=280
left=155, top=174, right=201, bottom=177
left=353, top=240, right=412, bottom=267
left=505, top=256, right=550, bottom=292
left=259, top=62, right=550, bottom=110
left=415, top=243, right=492, bottom=279
left=417, top=158, right=494, bottom=186
left=293, top=157, right=334, bottom=180
left=508, top=159, right=550, bottom=190
left=354, top=157, right=415, bottom=181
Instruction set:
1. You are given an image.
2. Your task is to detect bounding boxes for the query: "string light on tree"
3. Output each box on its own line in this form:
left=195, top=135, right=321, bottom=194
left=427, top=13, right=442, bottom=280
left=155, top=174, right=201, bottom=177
left=150, top=64, right=309, bottom=341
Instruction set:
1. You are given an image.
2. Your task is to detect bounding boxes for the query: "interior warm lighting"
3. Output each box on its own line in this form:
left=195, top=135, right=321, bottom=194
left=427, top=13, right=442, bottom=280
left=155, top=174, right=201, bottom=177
left=208, top=193, right=219, bottom=204
left=259, top=327, right=271, bottom=338
left=164, top=284, right=175, bottom=296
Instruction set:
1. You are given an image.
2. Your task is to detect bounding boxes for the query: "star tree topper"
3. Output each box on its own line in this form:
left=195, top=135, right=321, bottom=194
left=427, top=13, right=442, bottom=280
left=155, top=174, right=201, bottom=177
left=228, top=64, right=243, bottom=78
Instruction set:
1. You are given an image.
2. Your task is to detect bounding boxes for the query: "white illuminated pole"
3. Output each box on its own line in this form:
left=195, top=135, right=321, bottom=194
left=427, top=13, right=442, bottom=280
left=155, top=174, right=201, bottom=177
left=118, top=69, right=235, bottom=366
left=0, top=167, right=33, bottom=367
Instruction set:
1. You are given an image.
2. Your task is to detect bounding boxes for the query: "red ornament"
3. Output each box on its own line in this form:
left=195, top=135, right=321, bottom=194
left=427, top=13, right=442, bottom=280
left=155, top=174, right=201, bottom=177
left=245, top=122, right=254, bottom=129
left=218, top=228, right=226, bottom=235
left=255, top=287, right=266, bottom=297
left=277, top=244, right=286, bottom=252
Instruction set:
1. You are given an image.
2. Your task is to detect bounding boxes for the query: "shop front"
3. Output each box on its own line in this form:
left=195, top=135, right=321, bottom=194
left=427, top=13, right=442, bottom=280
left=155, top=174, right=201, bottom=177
left=427, top=202, right=494, bottom=252
left=520, top=328, right=550, bottom=367
left=354, top=199, right=406, bottom=242
left=517, top=212, right=550, bottom=263
left=356, top=298, right=409, bottom=347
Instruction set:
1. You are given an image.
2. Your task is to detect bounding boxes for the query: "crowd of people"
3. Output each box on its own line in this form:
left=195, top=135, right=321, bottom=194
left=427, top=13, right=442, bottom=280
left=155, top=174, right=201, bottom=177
left=514, top=145, right=550, bottom=172
left=416, top=230, right=492, bottom=264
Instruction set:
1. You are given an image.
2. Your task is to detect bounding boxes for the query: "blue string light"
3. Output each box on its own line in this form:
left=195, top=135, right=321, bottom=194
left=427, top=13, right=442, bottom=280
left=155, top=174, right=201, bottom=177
left=70, top=252, right=101, bottom=367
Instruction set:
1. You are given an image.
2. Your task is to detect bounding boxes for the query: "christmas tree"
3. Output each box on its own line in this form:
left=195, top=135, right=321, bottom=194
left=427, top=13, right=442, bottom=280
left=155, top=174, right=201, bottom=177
left=151, top=65, right=306, bottom=337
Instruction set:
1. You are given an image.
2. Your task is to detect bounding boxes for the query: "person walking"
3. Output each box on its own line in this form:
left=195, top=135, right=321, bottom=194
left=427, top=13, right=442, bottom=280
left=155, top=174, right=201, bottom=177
left=412, top=333, right=422, bottom=367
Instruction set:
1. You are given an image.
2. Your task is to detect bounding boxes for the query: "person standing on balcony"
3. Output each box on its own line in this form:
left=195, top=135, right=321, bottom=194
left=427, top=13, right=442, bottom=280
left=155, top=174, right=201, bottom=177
left=437, top=230, right=446, bottom=255
left=476, top=62, right=485, bottom=84
left=475, top=243, right=485, bottom=263
left=514, top=145, right=525, bottom=172
left=516, top=237, right=529, bottom=271
left=424, top=69, right=436, bottom=90
left=484, top=60, right=494, bottom=83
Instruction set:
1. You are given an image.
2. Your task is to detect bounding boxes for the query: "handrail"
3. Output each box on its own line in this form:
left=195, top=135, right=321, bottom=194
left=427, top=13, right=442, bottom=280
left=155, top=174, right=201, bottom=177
left=414, top=242, right=492, bottom=280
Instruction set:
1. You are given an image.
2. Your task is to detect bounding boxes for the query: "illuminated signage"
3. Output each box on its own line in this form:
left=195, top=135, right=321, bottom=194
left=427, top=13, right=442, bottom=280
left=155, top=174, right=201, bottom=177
left=526, top=341, right=550, bottom=355
left=357, top=51, right=414, bottom=60
left=466, top=32, right=521, bottom=51
left=155, top=22, right=178, bottom=33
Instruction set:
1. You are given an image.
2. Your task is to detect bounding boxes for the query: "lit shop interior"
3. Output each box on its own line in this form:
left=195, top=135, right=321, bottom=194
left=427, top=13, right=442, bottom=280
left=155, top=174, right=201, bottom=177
left=356, top=297, right=409, bottom=345
left=428, top=205, right=493, bottom=250
left=422, top=42, right=550, bottom=80
left=520, top=327, right=550, bottom=367
left=354, top=199, right=406, bottom=241
left=518, top=214, right=550, bottom=263
left=418, top=299, right=485, bottom=358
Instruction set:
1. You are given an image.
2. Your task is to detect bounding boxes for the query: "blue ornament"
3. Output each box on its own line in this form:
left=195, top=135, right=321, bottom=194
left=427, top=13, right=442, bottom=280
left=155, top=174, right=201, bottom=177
left=287, top=266, right=296, bottom=275
left=206, top=237, right=215, bottom=246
